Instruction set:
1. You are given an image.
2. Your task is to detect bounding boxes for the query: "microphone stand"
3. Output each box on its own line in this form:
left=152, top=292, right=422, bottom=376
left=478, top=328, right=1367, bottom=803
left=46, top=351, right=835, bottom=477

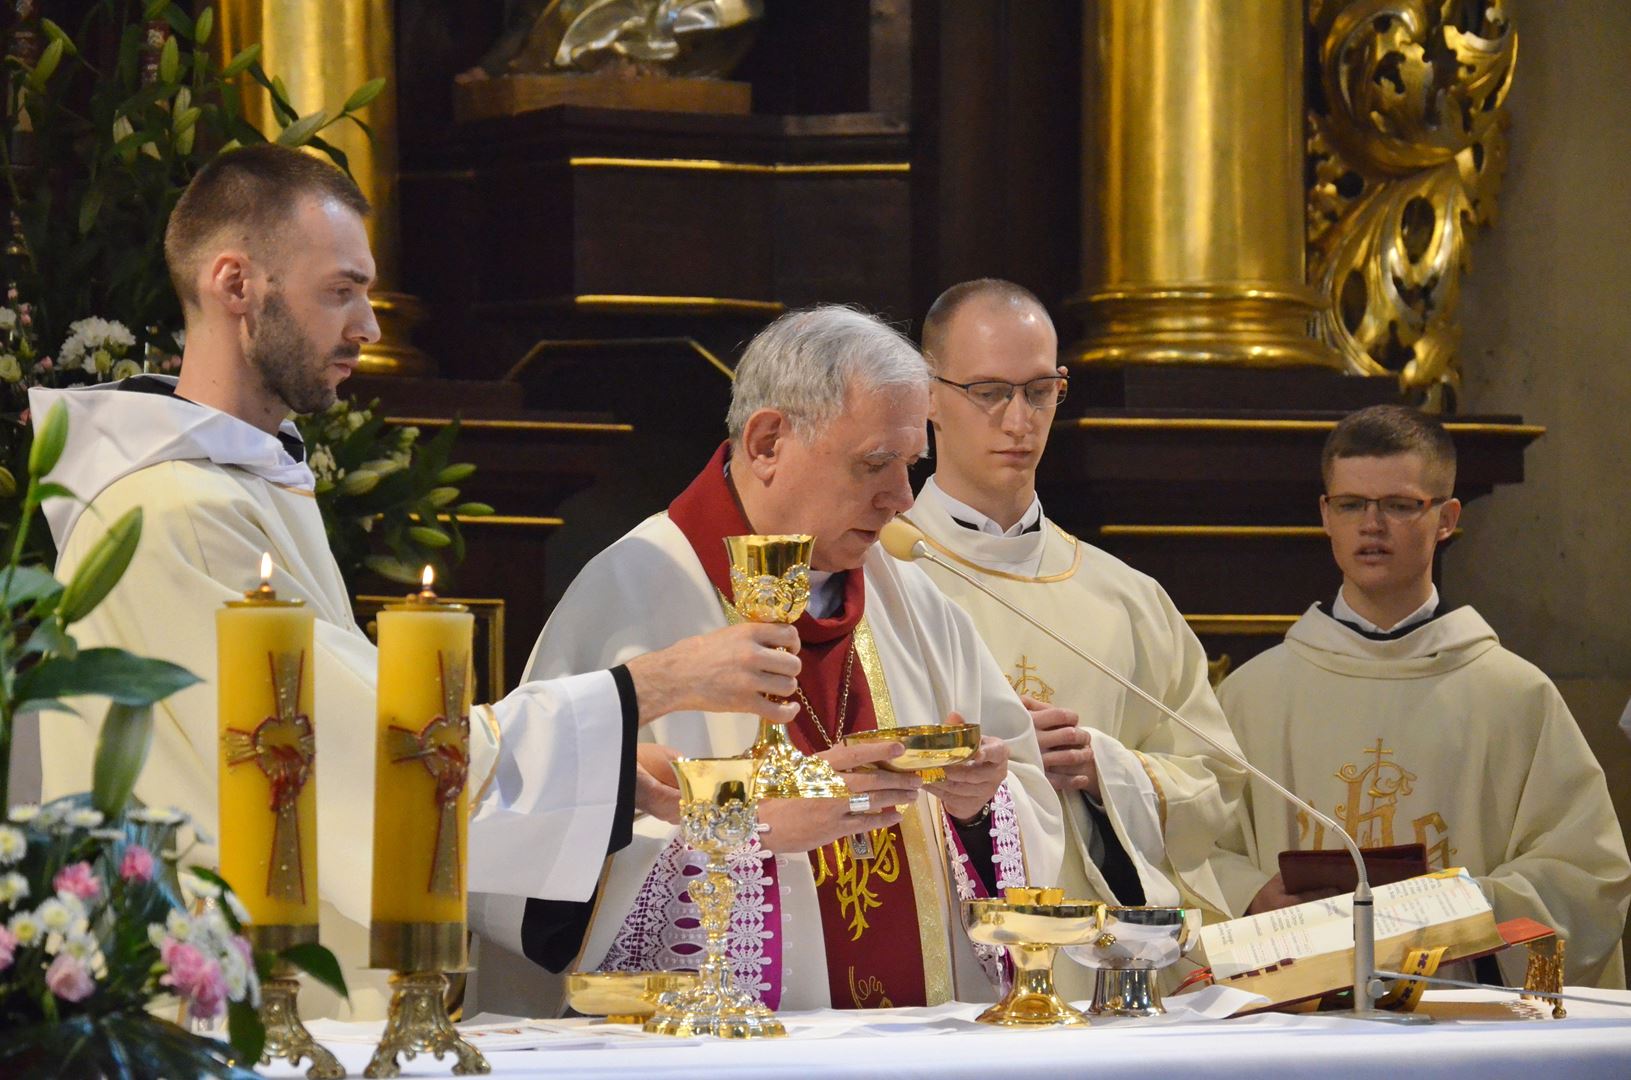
left=880, top=519, right=1422, bottom=1023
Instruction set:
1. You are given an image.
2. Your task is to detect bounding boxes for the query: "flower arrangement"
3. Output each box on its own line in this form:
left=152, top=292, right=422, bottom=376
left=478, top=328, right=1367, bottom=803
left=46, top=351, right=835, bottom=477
left=298, top=399, right=492, bottom=590
left=0, top=405, right=344, bottom=1076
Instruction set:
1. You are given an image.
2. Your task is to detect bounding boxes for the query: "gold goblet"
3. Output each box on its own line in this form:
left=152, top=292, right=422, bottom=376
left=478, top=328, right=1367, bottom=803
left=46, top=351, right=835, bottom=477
left=962, top=894, right=1107, bottom=1027
left=724, top=534, right=848, bottom=799
left=643, top=757, right=785, bottom=1039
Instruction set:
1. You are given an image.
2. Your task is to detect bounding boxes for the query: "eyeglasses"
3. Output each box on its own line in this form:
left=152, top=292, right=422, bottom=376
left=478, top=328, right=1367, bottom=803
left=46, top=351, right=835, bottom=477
left=932, top=375, right=1068, bottom=412
left=1322, top=494, right=1451, bottom=521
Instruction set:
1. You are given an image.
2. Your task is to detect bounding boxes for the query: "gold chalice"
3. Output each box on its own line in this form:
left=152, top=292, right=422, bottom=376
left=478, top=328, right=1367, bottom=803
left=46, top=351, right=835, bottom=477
left=1064, top=905, right=1197, bottom=1017
left=566, top=972, right=700, bottom=1024
left=841, top=722, right=981, bottom=783
left=724, top=534, right=848, bottom=799
left=962, top=892, right=1107, bottom=1027
left=643, top=757, right=785, bottom=1039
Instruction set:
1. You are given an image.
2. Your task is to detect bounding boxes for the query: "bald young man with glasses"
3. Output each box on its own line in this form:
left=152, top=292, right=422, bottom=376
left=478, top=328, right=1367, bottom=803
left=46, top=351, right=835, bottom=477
left=905, top=279, right=1259, bottom=997
left=1215, top=404, right=1631, bottom=987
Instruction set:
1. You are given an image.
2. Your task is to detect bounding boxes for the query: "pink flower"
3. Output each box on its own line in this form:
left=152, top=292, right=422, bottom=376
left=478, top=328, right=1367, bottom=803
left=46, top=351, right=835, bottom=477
left=119, top=846, right=155, bottom=884
left=53, top=862, right=101, bottom=902
left=16, top=409, right=27, bottom=425
left=36, top=357, right=51, bottom=371
left=0, top=925, right=16, bottom=972
left=17, top=312, right=29, bottom=328
left=45, top=953, right=96, bottom=1002
left=160, top=938, right=228, bottom=1021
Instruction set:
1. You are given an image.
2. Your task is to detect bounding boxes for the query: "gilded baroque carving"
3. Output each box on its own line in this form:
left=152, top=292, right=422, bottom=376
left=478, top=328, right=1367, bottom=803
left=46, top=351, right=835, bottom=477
left=1307, top=0, right=1516, bottom=405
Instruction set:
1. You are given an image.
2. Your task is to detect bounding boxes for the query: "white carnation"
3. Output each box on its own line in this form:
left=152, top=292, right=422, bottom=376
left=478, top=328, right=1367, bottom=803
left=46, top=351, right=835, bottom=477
left=0, top=826, right=25, bottom=864
left=8, top=911, right=43, bottom=947
left=0, top=872, right=29, bottom=905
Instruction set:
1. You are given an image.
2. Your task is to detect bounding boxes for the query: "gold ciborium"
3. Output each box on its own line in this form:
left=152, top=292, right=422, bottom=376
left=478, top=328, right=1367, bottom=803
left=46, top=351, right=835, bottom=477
left=962, top=890, right=1106, bottom=1027
left=724, top=535, right=848, bottom=799
left=643, top=758, right=785, bottom=1039
left=1065, top=905, right=1197, bottom=1018
left=841, top=722, right=981, bottom=783
left=566, top=972, right=701, bottom=1024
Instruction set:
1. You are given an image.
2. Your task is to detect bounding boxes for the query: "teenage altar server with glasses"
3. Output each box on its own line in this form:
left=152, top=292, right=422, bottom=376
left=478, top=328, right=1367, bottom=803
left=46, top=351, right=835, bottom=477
left=1216, top=404, right=1631, bottom=987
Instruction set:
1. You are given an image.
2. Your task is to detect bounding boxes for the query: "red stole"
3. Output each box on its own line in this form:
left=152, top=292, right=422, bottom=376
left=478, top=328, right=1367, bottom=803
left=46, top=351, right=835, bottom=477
left=668, top=444, right=928, bottom=1008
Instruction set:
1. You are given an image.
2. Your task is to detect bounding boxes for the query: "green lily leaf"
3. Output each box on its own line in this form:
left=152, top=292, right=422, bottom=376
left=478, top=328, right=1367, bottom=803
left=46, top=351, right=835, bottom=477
left=16, top=648, right=200, bottom=708
left=91, top=702, right=155, bottom=818
left=278, top=942, right=349, bottom=1001
left=0, top=565, right=65, bottom=608
left=226, top=1001, right=266, bottom=1066
left=21, top=617, right=77, bottom=661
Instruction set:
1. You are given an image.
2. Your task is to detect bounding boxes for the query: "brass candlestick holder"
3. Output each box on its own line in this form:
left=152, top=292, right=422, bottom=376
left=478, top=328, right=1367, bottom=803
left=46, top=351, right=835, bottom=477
left=364, top=925, right=487, bottom=1077
left=724, top=535, right=848, bottom=799
left=251, top=925, right=344, bottom=1079
left=962, top=890, right=1107, bottom=1027
left=643, top=757, right=785, bottom=1039
left=1065, top=905, right=1196, bottom=1018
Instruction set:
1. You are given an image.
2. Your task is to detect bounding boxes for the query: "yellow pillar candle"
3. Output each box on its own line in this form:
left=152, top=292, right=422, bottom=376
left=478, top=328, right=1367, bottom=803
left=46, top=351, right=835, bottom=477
left=370, top=567, right=474, bottom=970
left=217, top=553, right=319, bottom=938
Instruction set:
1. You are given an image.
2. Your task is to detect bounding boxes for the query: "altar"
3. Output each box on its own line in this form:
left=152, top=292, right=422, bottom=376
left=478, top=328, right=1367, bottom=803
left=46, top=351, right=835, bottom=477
left=266, top=989, right=1631, bottom=1080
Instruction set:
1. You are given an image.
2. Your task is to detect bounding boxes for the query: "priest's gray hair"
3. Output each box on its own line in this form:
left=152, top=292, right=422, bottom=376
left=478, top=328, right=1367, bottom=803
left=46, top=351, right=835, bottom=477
left=726, top=305, right=930, bottom=443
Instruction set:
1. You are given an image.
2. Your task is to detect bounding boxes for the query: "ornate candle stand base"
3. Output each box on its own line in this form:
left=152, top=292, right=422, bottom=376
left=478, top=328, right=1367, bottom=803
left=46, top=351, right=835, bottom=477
left=259, top=967, right=346, bottom=1079
left=363, top=972, right=489, bottom=1078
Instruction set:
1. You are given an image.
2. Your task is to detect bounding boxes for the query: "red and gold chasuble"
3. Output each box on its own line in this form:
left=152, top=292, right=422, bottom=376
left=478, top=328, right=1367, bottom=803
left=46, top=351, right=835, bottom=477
left=669, top=444, right=929, bottom=1008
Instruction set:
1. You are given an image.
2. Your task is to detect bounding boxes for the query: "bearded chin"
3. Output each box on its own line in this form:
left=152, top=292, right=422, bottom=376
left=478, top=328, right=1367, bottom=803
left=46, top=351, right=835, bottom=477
left=247, top=301, right=334, bottom=416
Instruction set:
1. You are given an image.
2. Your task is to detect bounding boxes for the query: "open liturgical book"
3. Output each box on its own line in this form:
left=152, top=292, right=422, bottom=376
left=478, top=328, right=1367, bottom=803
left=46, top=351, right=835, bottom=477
left=1191, top=869, right=1553, bottom=1007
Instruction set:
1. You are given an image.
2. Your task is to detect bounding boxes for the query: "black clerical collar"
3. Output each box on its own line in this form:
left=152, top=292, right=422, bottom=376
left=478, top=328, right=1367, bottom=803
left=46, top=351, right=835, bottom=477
left=118, top=375, right=306, bottom=462
left=950, top=515, right=1042, bottom=536
left=1318, top=597, right=1455, bottom=641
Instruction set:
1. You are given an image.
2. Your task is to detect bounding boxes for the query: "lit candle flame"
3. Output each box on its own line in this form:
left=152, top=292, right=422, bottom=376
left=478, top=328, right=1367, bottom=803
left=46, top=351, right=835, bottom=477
left=260, top=552, right=273, bottom=585
left=421, top=565, right=435, bottom=591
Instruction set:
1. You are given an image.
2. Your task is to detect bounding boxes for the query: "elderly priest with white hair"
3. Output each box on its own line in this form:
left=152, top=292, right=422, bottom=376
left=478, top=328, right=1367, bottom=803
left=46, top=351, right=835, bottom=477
left=502, top=306, right=1065, bottom=1011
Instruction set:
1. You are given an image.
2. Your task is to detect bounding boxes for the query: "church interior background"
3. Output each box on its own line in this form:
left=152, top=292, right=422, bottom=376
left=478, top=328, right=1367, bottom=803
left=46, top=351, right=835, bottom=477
left=4, top=0, right=1628, bottom=972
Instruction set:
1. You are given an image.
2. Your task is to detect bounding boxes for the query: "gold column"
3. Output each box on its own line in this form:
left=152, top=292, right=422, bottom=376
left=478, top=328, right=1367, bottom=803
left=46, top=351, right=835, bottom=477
left=1068, top=0, right=1341, bottom=370
left=218, top=0, right=432, bottom=376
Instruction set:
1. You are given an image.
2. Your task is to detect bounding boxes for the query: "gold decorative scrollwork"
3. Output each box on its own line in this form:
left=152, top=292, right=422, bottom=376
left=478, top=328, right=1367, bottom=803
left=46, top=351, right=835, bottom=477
left=1308, top=0, right=1516, bottom=405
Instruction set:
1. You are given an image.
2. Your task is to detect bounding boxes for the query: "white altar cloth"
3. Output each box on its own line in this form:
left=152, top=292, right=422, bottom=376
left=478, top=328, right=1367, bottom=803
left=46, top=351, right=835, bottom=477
left=266, top=989, right=1631, bottom=1080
